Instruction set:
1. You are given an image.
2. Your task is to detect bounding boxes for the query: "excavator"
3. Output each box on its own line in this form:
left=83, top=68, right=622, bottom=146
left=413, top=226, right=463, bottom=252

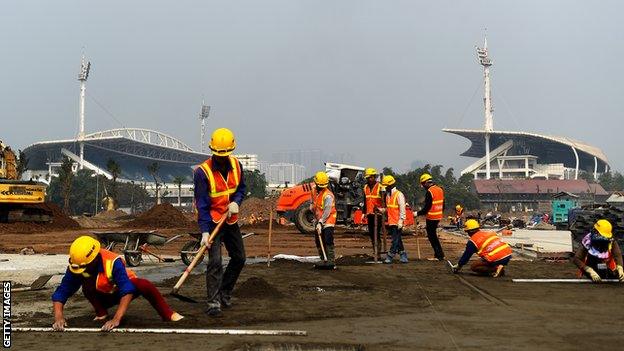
left=0, top=140, right=51, bottom=222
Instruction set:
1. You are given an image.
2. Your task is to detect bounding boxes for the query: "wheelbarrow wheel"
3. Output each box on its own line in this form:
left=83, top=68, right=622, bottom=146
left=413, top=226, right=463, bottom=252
left=180, top=240, right=202, bottom=266
left=124, top=252, right=142, bottom=267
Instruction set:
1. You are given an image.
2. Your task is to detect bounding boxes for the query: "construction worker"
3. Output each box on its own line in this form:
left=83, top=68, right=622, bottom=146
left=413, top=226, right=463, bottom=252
left=362, top=168, right=382, bottom=256
left=311, top=171, right=337, bottom=269
left=194, top=127, right=247, bottom=316
left=455, top=204, right=464, bottom=230
left=380, top=175, right=408, bottom=264
left=450, top=219, right=512, bottom=277
left=416, top=173, right=446, bottom=261
left=572, top=219, right=624, bottom=282
left=51, top=236, right=183, bottom=332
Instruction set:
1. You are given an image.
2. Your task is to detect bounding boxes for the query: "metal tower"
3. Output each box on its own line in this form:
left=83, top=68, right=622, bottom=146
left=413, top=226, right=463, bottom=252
left=476, top=36, right=493, bottom=179
left=199, top=102, right=211, bottom=153
left=77, top=54, right=91, bottom=169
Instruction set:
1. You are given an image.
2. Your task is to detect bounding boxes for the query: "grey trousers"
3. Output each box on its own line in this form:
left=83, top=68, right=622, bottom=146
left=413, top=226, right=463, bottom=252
left=205, top=223, right=246, bottom=305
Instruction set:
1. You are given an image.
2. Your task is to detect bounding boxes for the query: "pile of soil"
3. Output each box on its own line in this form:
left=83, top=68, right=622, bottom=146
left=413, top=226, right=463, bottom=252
left=125, top=203, right=196, bottom=229
left=239, top=197, right=277, bottom=225
left=0, top=202, right=80, bottom=234
left=234, top=277, right=283, bottom=299
left=94, top=209, right=128, bottom=219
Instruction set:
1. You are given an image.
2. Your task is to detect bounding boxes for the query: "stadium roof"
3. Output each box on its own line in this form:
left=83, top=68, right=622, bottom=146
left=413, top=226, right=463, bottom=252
left=23, top=128, right=208, bottom=183
left=443, top=129, right=610, bottom=172
left=473, top=179, right=608, bottom=196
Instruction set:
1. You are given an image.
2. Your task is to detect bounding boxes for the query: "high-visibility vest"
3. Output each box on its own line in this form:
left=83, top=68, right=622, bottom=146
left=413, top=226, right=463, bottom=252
left=95, top=249, right=137, bottom=294
left=470, top=231, right=512, bottom=263
left=364, top=183, right=382, bottom=215
left=426, top=185, right=444, bottom=221
left=578, top=252, right=617, bottom=277
left=198, top=156, right=242, bottom=224
left=314, top=188, right=337, bottom=225
left=386, top=189, right=403, bottom=226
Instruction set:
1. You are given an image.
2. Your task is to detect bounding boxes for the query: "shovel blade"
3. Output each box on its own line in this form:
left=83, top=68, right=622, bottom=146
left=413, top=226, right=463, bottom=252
left=169, top=292, right=199, bottom=303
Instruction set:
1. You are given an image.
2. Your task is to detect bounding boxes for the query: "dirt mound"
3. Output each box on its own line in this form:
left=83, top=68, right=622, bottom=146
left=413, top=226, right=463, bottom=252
left=95, top=209, right=128, bottom=219
left=336, top=254, right=375, bottom=266
left=125, top=203, right=196, bottom=229
left=239, top=197, right=277, bottom=225
left=235, top=277, right=283, bottom=299
left=0, top=202, right=80, bottom=233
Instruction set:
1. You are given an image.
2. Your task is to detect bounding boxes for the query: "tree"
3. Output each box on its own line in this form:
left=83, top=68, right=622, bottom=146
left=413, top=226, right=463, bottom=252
left=244, top=170, right=267, bottom=198
left=106, top=158, right=122, bottom=202
left=16, top=150, right=28, bottom=179
left=147, top=162, right=161, bottom=204
left=172, top=176, right=187, bottom=206
left=58, top=157, right=74, bottom=213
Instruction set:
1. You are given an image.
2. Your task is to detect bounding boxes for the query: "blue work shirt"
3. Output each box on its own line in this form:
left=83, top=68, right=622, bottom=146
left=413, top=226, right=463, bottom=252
left=193, top=158, right=246, bottom=233
left=51, top=257, right=136, bottom=304
left=458, top=240, right=478, bottom=266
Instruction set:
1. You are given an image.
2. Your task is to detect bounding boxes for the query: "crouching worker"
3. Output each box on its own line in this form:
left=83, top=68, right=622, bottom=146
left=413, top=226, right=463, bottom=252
left=51, top=236, right=183, bottom=331
left=572, top=219, right=624, bottom=283
left=450, top=219, right=512, bottom=277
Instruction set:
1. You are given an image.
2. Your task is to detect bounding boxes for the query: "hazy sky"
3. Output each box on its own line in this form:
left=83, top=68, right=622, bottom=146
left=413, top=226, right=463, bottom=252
left=2, top=1, right=623, bottom=173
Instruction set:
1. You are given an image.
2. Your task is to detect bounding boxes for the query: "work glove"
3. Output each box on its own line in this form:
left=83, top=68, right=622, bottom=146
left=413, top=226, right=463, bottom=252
left=397, top=219, right=404, bottom=230
left=584, top=266, right=602, bottom=283
left=201, top=232, right=211, bottom=248
left=52, top=318, right=67, bottom=331
left=617, top=265, right=624, bottom=282
left=227, top=202, right=239, bottom=218
left=315, top=222, right=323, bottom=234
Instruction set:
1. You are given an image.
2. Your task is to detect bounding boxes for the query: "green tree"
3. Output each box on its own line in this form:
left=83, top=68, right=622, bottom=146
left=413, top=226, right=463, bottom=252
left=147, top=162, right=161, bottom=204
left=16, top=150, right=28, bottom=179
left=106, top=158, right=122, bottom=201
left=58, top=157, right=74, bottom=213
left=172, top=175, right=187, bottom=206
left=244, top=170, right=267, bottom=198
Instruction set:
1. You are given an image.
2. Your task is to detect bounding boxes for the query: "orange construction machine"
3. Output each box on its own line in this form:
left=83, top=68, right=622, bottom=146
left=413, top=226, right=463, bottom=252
left=276, top=163, right=415, bottom=234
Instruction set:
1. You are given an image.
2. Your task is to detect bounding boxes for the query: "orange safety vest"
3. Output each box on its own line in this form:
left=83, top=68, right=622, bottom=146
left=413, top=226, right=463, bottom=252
left=364, top=183, right=382, bottom=215
left=386, top=189, right=403, bottom=226
left=198, top=156, right=242, bottom=225
left=470, top=231, right=512, bottom=263
left=577, top=249, right=617, bottom=277
left=426, top=185, right=444, bottom=221
left=95, top=249, right=137, bottom=294
left=314, top=188, right=337, bottom=225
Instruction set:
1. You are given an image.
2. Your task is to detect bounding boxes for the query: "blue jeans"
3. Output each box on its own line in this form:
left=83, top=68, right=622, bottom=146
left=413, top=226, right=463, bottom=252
left=387, top=225, right=404, bottom=255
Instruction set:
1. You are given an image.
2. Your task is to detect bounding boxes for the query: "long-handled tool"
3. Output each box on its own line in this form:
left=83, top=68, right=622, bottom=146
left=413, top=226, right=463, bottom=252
left=267, top=210, right=273, bottom=267
left=373, top=214, right=378, bottom=263
left=316, top=224, right=328, bottom=261
left=170, top=216, right=226, bottom=303
left=139, top=243, right=175, bottom=263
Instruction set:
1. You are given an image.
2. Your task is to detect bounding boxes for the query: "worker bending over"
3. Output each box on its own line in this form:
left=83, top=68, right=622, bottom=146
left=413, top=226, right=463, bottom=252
left=451, top=219, right=512, bottom=277
left=195, top=128, right=247, bottom=316
left=311, top=171, right=337, bottom=269
left=572, top=219, right=624, bottom=282
left=362, top=168, right=383, bottom=256
left=380, top=175, right=408, bottom=264
left=51, top=236, right=182, bottom=331
left=415, top=173, right=446, bottom=261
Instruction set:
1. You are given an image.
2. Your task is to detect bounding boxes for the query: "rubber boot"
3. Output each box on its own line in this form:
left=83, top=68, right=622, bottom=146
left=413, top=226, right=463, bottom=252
left=327, top=245, right=336, bottom=269
left=399, top=251, right=408, bottom=264
left=384, top=253, right=395, bottom=264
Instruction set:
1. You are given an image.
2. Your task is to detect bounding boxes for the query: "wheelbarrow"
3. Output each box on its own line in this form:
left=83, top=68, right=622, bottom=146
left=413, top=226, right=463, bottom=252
left=94, top=230, right=184, bottom=267
left=180, top=231, right=256, bottom=266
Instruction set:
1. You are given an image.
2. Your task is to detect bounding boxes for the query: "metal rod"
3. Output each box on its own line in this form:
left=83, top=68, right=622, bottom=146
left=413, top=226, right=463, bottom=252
left=512, top=279, right=621, bottom=283
left=267, top=210, right=273, bottom=267
left=13, top=327, right=307, bottom=336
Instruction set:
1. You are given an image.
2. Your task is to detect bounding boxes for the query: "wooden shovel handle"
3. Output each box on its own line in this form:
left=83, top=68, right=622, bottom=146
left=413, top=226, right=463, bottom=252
left=172, top=216, right=226, bottom=293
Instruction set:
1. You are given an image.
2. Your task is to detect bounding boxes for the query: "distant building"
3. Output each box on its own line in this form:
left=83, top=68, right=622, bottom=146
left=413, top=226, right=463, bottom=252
left=235, top=154, right=259, bottom=172
left=268, top=163, right=306, bottom=185
left=272, top=149, right=355, bottom=178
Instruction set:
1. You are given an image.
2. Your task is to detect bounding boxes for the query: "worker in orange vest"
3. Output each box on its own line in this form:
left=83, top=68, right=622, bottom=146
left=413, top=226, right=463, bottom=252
left=51, top=236, right=183, bottom=332
left=194, top=128, right=247, bottom=316
left=572, top=219, right=624, bottom=282
left=311, top=171, right=337, bottom=268
left=454, top=204, right=464, bottom=230
left=380, top=175, right=408, bottom=263
left=450, top=219, right=512, bottom=277
left=362, top=168, right=382, bottom=255
left=415, top=173, right=445, bottom=261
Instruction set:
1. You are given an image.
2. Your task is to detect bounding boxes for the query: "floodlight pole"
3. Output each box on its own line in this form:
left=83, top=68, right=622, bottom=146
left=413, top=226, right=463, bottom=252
left=78, top=54, right=91, bottom=170
left=199, top=102, right=211, bottom=153
left=477, top=36, right=493, bottom=179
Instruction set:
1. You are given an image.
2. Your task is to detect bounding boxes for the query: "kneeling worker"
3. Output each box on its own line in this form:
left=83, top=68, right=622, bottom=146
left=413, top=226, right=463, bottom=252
left=572, top=219, right=624, bottom=282
left=380, top=175, right=408, bottom=264
left=311, top=171, right=337, bottom=268
left=450, top=219, right=512, bottom=277
left=52, top=236, right=183, bottom=331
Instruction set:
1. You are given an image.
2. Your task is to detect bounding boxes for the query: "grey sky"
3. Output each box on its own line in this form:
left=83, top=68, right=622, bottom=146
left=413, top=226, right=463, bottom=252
left=2, top=1, right=623, bottom=173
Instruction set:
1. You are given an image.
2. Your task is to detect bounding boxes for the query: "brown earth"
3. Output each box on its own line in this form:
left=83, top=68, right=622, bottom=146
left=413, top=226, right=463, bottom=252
left=0, top=202, right=80, bottom=234
left=125, top=203, right=198, bottom=230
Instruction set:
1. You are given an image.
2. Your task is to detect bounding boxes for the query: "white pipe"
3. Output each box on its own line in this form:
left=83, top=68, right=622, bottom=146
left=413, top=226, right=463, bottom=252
left=594, top=156, right=598, bottom=180
left=513, top=279, right=620, bottom=283
left=14, top=327, right=307, bottom=336
left=571, top=147, right=579, bottom=180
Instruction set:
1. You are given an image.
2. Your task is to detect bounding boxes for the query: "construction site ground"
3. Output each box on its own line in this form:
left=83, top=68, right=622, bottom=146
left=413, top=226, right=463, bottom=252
left=4, top=222, right=624, bottom=350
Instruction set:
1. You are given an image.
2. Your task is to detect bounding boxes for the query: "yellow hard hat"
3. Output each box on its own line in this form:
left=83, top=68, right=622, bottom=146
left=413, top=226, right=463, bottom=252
left=381, top=175, right=396, bottom=187
left=209, top=128, right=236, bottom=156
left=314, top=171, right=330, bottom=188
left=364, top=168, right=377, bottom=178
left=68, top=236, right=101, bottom=274
left=594, top=219, right=613, bottom=239
left=464, top=219, right=480, bottom=231
left=455, top=204, right=462, bottom=210
left=420, top=173, right=433, bottom=184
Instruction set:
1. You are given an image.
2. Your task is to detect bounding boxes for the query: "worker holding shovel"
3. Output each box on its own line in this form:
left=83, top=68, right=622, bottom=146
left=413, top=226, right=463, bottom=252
left=51, top=236, right=183, bottom=332
left=310, top=171, right=337, bottom=269
left=194, top=128, right=247, bottom=316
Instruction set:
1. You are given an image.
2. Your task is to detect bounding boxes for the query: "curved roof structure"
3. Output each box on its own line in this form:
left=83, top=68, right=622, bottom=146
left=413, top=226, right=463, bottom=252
left=23, top=128, right=208, bottom=183
left=443, top=129, right=610, bottom=172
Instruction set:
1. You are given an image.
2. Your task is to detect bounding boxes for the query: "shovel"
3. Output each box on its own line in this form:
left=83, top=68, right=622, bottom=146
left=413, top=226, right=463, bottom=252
left=13, top=273, right=59, bottom=292
left=170, top=216, right=226, bottom=303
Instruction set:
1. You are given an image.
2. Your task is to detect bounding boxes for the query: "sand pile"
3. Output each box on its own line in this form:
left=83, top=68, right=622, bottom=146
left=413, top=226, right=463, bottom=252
left=126, top=203, right=196, bottom=229
left=235, top=277, right=283, bottom=299
left=239, top=197, right=277, bottom=225
left=95, top=209, right=128, bottom=219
